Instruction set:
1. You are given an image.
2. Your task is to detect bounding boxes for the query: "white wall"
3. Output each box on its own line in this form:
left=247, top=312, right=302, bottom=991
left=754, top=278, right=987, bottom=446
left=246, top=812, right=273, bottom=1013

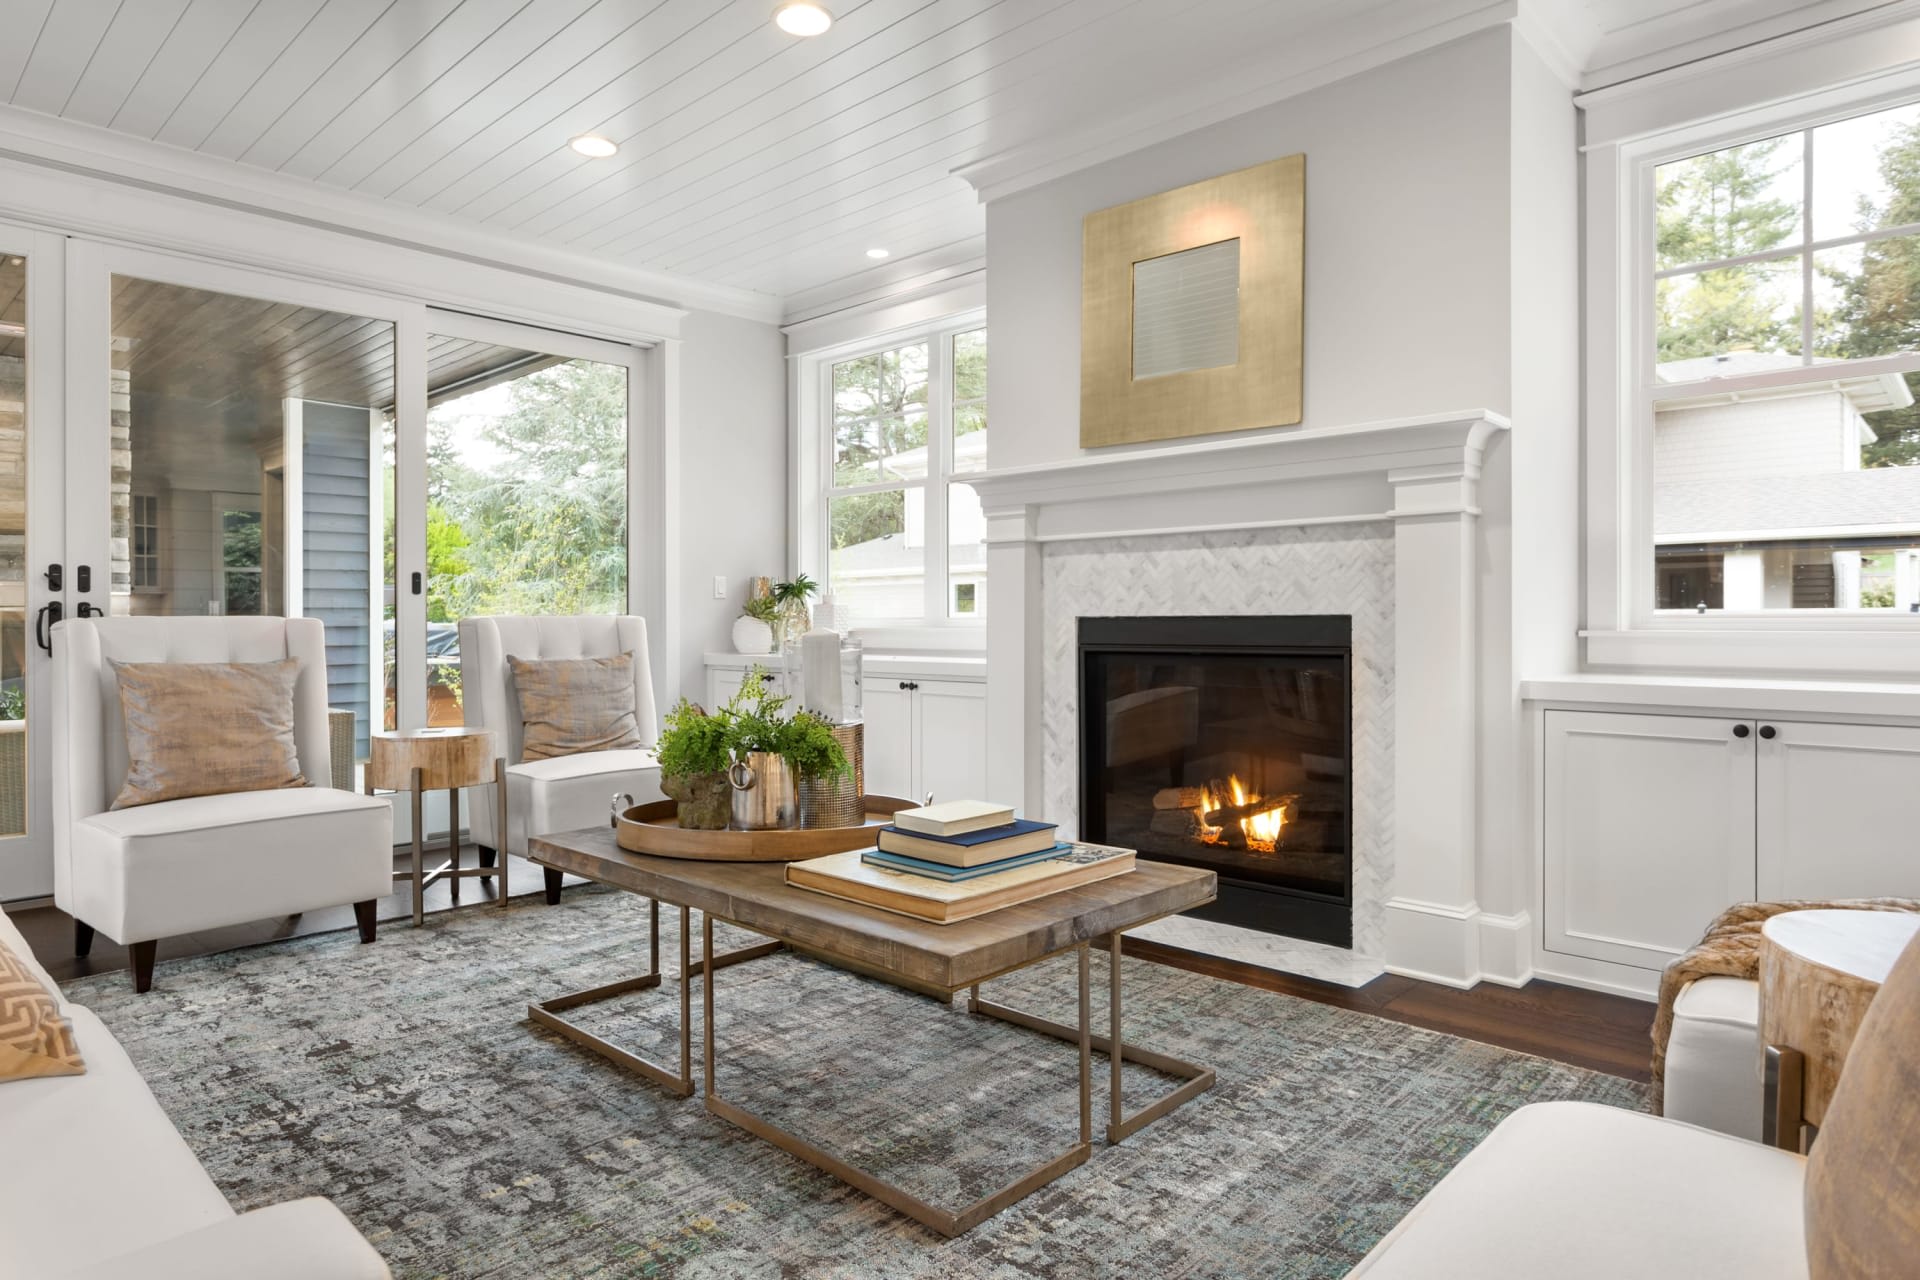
left=676, top=308, right=787, bottom=704
left=984, top=29, right=1516, bottom=471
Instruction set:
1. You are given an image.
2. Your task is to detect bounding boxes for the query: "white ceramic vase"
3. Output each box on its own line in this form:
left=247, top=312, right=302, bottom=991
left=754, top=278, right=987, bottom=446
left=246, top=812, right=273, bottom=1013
left=732, top=615, right=774, bottom=655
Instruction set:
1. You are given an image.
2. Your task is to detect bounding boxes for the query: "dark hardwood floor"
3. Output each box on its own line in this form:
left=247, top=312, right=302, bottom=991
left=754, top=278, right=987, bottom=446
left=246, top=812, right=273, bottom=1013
left=8, top=853, right=1654, bottom=1083
left=1125, top=936, right=1655, bottom=1082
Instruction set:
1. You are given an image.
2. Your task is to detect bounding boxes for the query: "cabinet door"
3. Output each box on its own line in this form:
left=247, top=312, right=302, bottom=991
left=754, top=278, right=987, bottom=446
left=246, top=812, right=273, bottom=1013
left=1543, top=710, right=1757, bottom=970
left=861, top=680, right=915, bottom=801
left=706, top=667, right=746, bottom=712
left=915, top=680, right=988, bottom=805
left=1757, top=720, right=1920, bottom=900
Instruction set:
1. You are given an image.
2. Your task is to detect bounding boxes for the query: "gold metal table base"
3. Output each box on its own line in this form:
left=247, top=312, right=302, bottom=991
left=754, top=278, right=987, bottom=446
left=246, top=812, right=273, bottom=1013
left=526, top=898, right=783, bottom=1098
left=371, top=759, right=509, bottom=928
left=969, top=930, right=1216, bottom=1145
left=528, top=905, right=1215, bottom=1238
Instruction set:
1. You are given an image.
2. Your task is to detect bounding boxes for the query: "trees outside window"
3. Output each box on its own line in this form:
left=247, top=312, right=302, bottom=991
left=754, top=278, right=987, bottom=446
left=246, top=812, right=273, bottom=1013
left=1649, top=100, right=1920, bottom=613
left=825, top=325, right=986, bottom=628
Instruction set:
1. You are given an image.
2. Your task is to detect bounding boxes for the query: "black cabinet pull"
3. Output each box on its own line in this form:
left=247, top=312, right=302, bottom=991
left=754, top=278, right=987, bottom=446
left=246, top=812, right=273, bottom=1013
left=1759, top=725, right=1777, bottom=740
left=1733, top=724, right=1750, bottom=738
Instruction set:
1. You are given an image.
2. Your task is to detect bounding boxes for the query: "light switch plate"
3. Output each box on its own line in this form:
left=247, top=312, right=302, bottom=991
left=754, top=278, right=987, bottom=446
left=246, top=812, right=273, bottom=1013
left=712, top=576, right=727, bottom=599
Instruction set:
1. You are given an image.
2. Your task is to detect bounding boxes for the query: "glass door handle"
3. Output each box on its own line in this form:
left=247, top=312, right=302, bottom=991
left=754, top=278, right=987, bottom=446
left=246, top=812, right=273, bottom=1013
left=34, top=602, right=62, bottom=654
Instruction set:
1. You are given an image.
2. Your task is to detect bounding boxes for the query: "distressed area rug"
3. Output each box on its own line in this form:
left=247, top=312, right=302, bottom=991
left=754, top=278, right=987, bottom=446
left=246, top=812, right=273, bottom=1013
left=65, top=888, right=1643, bottom=1279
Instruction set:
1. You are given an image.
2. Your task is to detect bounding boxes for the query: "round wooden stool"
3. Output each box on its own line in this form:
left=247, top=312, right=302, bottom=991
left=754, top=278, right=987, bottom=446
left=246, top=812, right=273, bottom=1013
left=1759, top=908, right=1920, bottom=1150
left=367, top=727, right=508, bottom=927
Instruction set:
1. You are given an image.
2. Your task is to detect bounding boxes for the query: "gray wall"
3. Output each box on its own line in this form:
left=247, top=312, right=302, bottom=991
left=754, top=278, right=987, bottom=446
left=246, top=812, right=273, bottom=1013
left=676, top=309, right=787, bottom=705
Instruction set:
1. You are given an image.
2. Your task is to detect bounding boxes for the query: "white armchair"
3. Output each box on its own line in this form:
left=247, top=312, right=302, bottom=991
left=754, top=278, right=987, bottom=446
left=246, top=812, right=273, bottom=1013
left=458, top=616, right=664, bottom=903
left=53, top=617, right=394, bottom=992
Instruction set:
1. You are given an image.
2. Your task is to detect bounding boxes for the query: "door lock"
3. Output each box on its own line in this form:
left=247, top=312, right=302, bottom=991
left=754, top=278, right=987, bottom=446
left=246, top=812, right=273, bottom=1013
left=34, top=602, right=62, bottom=654
left=42, top=563, right=60, bottom=592
left=75, top=564, right=91, bottom=592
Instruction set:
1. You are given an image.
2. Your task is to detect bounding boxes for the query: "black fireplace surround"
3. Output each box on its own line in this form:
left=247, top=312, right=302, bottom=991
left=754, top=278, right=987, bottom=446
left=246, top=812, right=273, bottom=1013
left=1078, top=615, right=1353, bottom=949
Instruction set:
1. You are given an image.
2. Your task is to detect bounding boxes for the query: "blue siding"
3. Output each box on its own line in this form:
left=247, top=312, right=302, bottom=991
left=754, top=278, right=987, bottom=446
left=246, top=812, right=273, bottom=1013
left=302, top=402, right=375, bottom=759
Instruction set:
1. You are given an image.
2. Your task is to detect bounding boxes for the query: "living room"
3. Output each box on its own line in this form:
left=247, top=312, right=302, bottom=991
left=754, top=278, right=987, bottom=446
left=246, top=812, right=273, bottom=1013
left=1, top=1, right=1917, bottom=1276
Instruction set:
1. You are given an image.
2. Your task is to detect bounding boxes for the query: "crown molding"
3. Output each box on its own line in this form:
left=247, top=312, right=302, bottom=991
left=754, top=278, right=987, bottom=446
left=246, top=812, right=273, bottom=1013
left=1513, top=0, right=1599, bottom=89
left=1576, top=0, right=1911, bottom=95
left=0, top=103, right=784, bottom=325
left=952, top=0, right=1517, bottom=205
left=778, top=236, right=985, bottom=327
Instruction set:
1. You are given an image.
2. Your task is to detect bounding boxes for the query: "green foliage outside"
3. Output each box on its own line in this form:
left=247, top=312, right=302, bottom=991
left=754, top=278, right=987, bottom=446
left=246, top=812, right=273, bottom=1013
left=1655, top=138, right=1801, bottom=363
left=427, top=360, right=628, bottom=619
left=1657, top=124, right=1920, bottom=467
left=0, top=686, right=22, bottom=720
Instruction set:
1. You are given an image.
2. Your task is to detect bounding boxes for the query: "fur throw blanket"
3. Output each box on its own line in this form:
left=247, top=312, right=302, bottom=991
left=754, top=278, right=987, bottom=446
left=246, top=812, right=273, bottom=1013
left=1650, top=898, right=1920, bottom=1115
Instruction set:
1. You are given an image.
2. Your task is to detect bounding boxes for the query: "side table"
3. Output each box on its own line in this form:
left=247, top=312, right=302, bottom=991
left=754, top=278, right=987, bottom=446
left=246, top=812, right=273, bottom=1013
left=1759, top=907, right=1920, bottom=1150
left=368, top=727, right=508, bottom=927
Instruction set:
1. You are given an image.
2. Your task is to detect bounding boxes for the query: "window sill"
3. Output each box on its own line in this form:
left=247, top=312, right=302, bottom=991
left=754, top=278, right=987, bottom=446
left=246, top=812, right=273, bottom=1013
left=1581, top=626, right=1920, bottom=676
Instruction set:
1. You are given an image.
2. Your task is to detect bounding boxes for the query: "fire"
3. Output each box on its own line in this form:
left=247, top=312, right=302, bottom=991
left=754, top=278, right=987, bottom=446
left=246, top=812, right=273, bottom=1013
left=1199, top=775, right=1287, bottom=854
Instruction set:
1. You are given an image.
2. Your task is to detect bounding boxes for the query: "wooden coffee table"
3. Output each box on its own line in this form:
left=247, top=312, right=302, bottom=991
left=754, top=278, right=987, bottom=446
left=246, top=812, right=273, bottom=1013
left=527, top=824, right=1218, bottom=1237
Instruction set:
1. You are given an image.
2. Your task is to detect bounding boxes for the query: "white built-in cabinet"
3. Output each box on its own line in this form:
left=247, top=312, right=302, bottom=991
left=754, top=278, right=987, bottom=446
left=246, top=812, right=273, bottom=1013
left=703, top=654, right=988, bottom=806
left=1543, top=709, right=1920, bottom=973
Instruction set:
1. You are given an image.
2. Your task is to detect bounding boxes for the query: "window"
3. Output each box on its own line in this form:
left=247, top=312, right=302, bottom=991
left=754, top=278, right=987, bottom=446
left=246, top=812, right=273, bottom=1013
left=1645, top=99, right=1920, bottom=615
left=824, top=324, right=987, bottom=628
left=130, top=494, right=158, bottom=589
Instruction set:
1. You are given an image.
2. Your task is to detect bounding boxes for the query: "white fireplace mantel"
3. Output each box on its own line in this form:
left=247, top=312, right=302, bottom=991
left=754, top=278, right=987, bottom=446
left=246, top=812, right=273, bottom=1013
left=972, top=408, right=1521, bottom=989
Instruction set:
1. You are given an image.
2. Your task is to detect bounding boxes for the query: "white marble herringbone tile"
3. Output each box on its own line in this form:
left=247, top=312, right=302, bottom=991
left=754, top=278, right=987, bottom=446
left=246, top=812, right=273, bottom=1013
left=1040, top=523, right=1396, bottom=964
left=1125, top=915, right=1388, bottom=987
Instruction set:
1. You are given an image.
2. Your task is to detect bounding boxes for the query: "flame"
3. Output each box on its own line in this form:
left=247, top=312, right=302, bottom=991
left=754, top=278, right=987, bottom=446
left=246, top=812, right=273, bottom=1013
left=1198, top=775, right=1286, bottom=854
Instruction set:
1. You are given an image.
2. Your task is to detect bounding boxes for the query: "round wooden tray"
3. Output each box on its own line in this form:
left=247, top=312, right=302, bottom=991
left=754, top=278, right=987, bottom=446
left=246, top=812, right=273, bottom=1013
left=615, top=795, right=916, bottom=861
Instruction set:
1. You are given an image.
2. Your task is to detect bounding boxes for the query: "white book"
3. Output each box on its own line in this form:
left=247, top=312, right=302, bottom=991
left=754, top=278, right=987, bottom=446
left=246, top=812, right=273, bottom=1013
left=892, top=799, right=1017, bottom=837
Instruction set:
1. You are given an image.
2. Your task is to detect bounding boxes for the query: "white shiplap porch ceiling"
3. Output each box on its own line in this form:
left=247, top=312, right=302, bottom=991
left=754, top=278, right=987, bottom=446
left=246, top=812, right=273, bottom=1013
left=0, top=0, right=1890, bottom=322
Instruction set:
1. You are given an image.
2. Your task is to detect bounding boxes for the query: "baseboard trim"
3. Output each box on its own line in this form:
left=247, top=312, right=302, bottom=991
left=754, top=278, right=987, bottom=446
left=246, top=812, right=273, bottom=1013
left=1384, top=899, right=1536, bottom=990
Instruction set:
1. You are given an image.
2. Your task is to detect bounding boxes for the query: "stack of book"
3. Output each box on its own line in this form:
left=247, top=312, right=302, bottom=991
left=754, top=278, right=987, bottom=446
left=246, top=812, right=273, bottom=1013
left=786, top=800, right=1137, bottom=923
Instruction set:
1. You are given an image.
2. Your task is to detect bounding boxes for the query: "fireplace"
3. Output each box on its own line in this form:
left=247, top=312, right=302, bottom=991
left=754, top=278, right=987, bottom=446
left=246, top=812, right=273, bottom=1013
left=1078, top=615, right=1353, bottom=948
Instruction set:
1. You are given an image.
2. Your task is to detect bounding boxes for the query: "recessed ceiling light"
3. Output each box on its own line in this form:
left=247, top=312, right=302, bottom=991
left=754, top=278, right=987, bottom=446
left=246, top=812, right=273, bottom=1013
left=865, top=247, right=890, bottom=260
left=774, top=3, right=832, bottom=36
left=569, top=133, right=618, bottom=158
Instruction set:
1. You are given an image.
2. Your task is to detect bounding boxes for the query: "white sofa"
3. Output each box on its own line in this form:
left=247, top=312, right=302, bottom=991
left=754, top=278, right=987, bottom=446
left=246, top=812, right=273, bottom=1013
left=53, top=617, right=394, bottom=992
left=0, top=907, right=389, bottom=1279
left=459, top=615, right=664, bottom=902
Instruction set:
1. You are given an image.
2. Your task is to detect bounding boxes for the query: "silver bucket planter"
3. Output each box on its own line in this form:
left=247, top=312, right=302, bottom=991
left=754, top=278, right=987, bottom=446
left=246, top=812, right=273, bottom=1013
left=797, top=723, right=865, bottom=828
left=727, top=752, right=797, bottom=830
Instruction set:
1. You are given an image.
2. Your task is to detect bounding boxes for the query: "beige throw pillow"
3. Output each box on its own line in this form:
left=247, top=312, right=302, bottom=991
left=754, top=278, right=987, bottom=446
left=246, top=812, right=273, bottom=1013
left=0, top=938, right=84, bottom=1083
left=111, top=658, right=308, bottom=810
left=508, top=653, right=643, bottom=761
left=1804, top=930, right=1920, bottom=1278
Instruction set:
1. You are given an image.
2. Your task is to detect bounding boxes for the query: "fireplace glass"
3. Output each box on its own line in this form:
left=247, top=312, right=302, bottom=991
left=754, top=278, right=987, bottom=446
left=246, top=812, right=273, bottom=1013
left=1079, top=616, right=1352, bottom=947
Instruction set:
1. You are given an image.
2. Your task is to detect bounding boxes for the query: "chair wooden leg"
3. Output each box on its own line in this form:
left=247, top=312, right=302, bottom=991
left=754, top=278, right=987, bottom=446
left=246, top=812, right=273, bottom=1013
left=477, top=844, right=497, bottom=888
left=544, top=867, right=563, bottom=905
left=129, top=940, right=157, bottom=994
left=353, top=899, right=378, bottom=944
left=74, top=919, right=95, bottom=957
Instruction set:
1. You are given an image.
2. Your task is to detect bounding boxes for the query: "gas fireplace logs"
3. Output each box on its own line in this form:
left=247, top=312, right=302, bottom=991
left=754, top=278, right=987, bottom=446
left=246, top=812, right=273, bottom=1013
left=1150, top=780, right=1296, bottom=852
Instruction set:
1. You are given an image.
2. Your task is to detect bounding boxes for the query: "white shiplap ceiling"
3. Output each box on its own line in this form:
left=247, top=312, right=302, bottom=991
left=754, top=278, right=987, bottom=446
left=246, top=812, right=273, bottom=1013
left=0, top=0, right=1889, bottom=320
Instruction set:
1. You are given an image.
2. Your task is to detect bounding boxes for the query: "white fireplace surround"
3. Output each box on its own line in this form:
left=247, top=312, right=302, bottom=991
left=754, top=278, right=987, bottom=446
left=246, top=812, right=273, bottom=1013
left=970, top=409, right=1514, bottom=989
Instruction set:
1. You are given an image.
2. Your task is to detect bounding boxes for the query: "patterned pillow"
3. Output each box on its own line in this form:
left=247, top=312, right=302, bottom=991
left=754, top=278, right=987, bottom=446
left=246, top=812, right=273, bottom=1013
left=111, top=658, right=308, bottom=810
left=507, top=653, right=644, bottom=761
left=0, top=938, right=85, bottom=1083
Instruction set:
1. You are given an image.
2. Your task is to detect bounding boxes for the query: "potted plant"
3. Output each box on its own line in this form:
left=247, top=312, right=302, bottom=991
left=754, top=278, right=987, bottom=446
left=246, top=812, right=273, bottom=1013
left=719, top=671, right=849, bottom=830
left=653, top=698, right=733, bottom=829
left=731, top=592, right=779, bottom=655
left=771, top=575, right=819, bottom=649
left=780, top=711, right=858, bottom=829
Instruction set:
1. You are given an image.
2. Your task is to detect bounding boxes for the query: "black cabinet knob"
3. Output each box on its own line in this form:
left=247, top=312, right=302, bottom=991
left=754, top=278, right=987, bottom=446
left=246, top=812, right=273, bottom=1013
left=1759, top=725, right=1777, bottom=740
left=1733, top=724, right=1751, bottom=738
left=898, top=680, right=911, bottom=690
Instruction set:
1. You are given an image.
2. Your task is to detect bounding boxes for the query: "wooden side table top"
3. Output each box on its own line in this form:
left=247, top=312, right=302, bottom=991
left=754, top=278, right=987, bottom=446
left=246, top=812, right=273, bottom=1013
left=368, top=726, right=500, bottom=792
left=529, top=822, right=1217, bottom=996
left=1760, top=908, right=1920, bottom=1129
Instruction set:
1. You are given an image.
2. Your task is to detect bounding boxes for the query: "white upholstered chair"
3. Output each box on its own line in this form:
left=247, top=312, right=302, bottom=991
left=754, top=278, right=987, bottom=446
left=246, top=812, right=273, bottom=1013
left=52, top=616, right=394, bottom=992
left=458, top=616, right=664, bottom=903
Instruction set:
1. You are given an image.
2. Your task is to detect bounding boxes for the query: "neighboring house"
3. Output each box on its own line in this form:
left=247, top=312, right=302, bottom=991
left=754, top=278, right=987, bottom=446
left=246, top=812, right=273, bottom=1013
left=1654, top=350, right=1920, bottom=610
left=831, top=428, right=987, bottom=622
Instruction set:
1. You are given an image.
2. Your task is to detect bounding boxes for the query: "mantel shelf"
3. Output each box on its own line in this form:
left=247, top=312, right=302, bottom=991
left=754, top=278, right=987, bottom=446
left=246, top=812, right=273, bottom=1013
left=967, top=408, right=1509, bottom=513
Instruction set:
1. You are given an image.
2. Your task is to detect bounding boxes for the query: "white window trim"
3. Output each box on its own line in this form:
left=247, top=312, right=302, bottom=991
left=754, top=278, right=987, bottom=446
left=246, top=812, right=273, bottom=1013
left=792, top=307, right=987, bottom=650
left=1582, top=39, right=1920, bottom=675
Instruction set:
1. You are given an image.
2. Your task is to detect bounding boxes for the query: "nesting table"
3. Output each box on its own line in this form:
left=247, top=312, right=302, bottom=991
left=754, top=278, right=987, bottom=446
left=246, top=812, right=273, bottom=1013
left=527, top=823, right=1218, bottom=1237
left=367, top=727, right=508, bottom=927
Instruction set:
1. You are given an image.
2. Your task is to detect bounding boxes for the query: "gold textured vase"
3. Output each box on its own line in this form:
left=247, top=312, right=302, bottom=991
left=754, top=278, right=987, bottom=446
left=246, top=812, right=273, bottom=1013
left=797, top=722, right=865, bottom=828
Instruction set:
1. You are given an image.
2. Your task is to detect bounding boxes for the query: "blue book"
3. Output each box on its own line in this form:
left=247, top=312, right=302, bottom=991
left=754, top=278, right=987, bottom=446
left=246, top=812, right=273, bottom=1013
left=862, top=843, right=1074, bottom=882
left=875, top=818, right=1059, bottom=866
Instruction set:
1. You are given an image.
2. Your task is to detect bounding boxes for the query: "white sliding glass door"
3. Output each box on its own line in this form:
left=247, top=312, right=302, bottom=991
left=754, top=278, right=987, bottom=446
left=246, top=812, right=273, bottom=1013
left=0, top=224, right=65, bottom=901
